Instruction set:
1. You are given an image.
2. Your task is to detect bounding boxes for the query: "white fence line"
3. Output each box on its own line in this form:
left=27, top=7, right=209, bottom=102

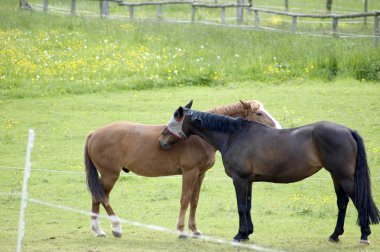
left=26, top=197, right=283, bottom=252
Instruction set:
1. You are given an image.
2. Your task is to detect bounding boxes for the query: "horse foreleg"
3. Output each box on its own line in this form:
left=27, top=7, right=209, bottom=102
left=329, top=179, right=349, bottom=242
left=177, top=169, right=199, bottom=238
left=91, top=200, right=106, bottom=237
left=232, top=177, right=250, bottom=241
left=246, top=182, right=254, bottom=235
left=188, top=172, right=205, bottom=237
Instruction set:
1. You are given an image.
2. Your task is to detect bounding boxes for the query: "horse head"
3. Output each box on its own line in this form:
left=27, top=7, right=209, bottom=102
left=239, top=100, right=281, bottom=129
left=159, top=99, right=281, bottom=150
left=159, top=100, right=192, bottom=150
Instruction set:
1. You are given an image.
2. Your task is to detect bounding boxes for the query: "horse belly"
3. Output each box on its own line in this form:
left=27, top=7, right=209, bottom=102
left=249, top=152, right=323, bottom=183
left=124, top=156, right=182, bottom=177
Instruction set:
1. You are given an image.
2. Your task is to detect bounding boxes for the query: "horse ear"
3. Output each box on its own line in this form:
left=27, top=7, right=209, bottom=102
left=177, top=106, right=184, bottom=118
left=240, top=100, right=251, bottom=109
left=185, top=100, right=193, bottom=109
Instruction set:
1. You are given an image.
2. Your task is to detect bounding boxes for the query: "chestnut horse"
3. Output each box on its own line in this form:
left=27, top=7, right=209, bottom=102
left=159, top=101, right=379, bottom=244
left=84, top=100, right=281, bottom=238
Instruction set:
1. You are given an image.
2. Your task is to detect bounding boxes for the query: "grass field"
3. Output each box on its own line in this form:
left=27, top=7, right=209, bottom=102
left=1, top=0, right=380, bottom=251
left=1, top=82, right=380, bottom=251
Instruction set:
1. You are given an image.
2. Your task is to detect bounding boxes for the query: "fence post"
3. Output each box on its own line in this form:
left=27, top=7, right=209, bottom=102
left=16, top=129, right=35, bottom=252
left=71, top=0, right=76, bottom=15
left=364, top=0, right=368, bottom=25
left=254, top=9, right=260, bottom=30
left=100, top=0, right=109, bottom=17
left=43, top=0, right=48, bottom=12
left=326, top=0, right=332, bottom=13
left=332, top=17, right=339, bottom=37
left=237, top=0, right=244, bottom=24
left=375, top=14, right=379, bottom=47
left=129, top=6, right=134, bottom=20
left=157, top=4, right=162, bottom=21
left=221, top=7, right=226, bottom=26
left=191, top=5, right=196, bottom=22
left=284, top=0, right=288, bottom=11
left=292, top=16, right=297, bottom=33
left=19, top=0, right=31, bottom=9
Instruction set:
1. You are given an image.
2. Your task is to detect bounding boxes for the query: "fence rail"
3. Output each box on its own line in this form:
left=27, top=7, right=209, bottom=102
left=26, top=0, right=380, bottom=45
left=248, top=7, right=380, bottom=41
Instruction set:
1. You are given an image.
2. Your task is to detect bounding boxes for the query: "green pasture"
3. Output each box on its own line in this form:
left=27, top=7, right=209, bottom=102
left=1, top=82, right=380, bottom=252
left=1, top=0, right=380, bottom=251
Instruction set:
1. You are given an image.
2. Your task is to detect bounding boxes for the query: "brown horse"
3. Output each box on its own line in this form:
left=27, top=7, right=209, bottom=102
left=159, top=101, right=380, bottom=244
left=84, top=100, right=281, bottom=238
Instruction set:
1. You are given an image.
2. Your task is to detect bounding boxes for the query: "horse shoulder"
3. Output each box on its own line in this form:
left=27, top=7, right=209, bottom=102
left=180, top=136, right=216, bottom=172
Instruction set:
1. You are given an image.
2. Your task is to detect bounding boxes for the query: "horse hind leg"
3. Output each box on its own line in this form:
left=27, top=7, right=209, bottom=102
left=91, top=199, right=106, bottom=237
left=338, top=178, right=372, bottom=244
left=101, top=173, right=123, bottom=238
left=329, top=178, right=349, bottom=242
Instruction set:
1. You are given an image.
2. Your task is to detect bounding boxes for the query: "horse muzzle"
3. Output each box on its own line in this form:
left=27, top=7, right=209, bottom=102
left=159, top=140, right=172, bottom=150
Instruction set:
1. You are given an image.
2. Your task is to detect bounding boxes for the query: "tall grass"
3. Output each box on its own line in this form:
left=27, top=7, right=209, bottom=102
left=1, top=0, right=379, bottom=99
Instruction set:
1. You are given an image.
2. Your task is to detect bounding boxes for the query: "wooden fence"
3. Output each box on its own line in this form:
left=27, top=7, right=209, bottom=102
left=104, top=0, right=379, bottom=44
left=248, top=8, right=380, bottom=39
left=25, top=0, right=380, bottom=45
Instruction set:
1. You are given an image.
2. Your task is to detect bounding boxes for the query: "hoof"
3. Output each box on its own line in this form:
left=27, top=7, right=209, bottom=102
left=233, top=237, right=249, bottom=243
left=359, top=239, right=370, bottom=245
left=233, top=233, right=249, bottom=242
left=91, top=225, right=106, bottom=237
left=192, top=231, right=202, bottom=239
left=179, top=234, right=188, bottom=239
left=178, top=230, right=188, bottom=239
left=328, top=237, right=339, bottom=243
left=112, top=231, right=122, bottom=238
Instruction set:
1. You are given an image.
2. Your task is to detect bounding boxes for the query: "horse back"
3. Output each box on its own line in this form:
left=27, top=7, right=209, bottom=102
left=223, top=121, right=355, bottom=182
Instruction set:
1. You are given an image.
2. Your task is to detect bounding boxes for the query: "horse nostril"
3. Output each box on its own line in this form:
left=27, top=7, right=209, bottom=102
left=159, top=141, right=171, bottom=150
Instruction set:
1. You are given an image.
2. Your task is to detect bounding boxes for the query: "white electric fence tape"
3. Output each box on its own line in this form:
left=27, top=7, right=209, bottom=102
left=16, top=129, right=35, bottom=252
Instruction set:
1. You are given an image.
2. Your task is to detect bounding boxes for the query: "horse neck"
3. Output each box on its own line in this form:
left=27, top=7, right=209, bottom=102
left=185, top=117, right=232, bottom=154
left=192, top=126, right=230, bottom=154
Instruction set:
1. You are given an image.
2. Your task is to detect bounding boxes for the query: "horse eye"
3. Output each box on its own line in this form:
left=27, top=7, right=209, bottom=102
left=256, top=112, right=263, bottom=116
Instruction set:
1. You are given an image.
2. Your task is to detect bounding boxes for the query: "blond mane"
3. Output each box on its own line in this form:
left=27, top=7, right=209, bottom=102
left=207, top=100, right=262, bottom=117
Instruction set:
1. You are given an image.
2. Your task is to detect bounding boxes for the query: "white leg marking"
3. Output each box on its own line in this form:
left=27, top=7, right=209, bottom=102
left=109, top=215, right=123, bottom=238
left=91, top=216, right=106, bottom=237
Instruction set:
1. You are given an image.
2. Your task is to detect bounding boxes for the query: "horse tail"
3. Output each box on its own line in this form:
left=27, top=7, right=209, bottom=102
left=84, top=135, right=108, bottom=205
left=351, top=130, right=380, bottom=226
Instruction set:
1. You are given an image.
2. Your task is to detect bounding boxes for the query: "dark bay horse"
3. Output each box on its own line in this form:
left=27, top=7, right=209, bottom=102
left=158, top=101, right=380, bottom=244
left=84, top=100, right=281, bottom=238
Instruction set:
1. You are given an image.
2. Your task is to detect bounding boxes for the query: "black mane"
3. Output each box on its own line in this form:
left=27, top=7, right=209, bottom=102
left=189, top=110, right=246, bottom=134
